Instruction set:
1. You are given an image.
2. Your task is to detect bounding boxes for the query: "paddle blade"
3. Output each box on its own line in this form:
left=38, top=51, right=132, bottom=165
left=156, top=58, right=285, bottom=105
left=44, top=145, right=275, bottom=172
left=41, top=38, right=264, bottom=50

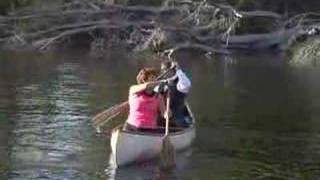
left=92, top=101, right=129, bottom=128
left=160, top=136, right=176, bottom=169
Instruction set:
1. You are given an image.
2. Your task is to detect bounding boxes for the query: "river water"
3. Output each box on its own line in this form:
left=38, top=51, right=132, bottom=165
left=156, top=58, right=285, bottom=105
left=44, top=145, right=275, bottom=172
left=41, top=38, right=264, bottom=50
left=0, top=49, right=320, bottom=179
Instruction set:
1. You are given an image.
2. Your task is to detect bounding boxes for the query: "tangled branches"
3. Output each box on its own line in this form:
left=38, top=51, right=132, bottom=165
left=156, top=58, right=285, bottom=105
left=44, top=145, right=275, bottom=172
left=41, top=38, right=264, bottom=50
left=0, top=0, right=319, bottom=56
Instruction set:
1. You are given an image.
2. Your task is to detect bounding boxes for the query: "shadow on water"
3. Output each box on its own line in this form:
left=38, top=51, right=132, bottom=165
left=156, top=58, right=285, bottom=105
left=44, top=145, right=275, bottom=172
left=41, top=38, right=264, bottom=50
left=0, top=50, right=320, bottom=179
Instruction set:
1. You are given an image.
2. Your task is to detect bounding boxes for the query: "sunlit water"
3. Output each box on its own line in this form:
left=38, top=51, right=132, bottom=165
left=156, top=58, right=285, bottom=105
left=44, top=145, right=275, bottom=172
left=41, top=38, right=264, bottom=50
left=0, top=50, right=320, bottom=179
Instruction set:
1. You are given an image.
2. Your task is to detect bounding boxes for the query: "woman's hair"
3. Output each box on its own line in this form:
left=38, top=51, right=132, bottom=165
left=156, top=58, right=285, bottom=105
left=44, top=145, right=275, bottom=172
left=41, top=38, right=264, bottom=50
left=136, top=67, right=159, bottom=84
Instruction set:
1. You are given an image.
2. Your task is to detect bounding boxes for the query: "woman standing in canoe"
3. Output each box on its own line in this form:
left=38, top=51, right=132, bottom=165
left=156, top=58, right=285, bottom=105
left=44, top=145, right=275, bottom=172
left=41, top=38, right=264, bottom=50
left=123, top=67, right=167, bottom=133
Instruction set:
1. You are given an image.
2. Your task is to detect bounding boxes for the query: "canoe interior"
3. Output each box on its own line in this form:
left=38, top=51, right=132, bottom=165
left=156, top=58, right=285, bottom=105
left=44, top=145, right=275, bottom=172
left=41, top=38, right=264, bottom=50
left=120, top=102, right=195, bottom=135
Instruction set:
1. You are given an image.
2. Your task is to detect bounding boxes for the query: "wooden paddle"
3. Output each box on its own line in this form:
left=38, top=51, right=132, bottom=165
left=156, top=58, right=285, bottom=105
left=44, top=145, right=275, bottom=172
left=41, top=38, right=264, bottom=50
left=92, top=101, right=129, bottom=128
left=92, top=67, right=173, bottom=129
left=160, top=91, right=176, bottom=169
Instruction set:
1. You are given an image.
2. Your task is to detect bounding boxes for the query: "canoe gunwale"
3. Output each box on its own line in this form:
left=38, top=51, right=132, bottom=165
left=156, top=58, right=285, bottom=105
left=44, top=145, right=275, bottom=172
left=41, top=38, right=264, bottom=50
left=118, top=124, right=195, bottom=137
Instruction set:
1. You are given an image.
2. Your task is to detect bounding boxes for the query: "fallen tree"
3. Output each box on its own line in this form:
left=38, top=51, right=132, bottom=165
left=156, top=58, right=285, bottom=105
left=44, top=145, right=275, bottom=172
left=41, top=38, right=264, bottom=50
left=0, top=0, right=319, bottom=56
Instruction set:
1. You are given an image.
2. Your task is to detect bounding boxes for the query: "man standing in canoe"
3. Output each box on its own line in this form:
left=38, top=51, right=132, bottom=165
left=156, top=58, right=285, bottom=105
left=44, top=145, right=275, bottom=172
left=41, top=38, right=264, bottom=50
left=156, top=60, right=192, bottom=128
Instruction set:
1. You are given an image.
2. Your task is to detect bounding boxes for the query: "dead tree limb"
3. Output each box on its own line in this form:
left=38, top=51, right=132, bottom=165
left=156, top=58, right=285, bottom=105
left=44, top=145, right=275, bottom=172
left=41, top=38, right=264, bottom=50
left=0, top=0, right=319, bottom=54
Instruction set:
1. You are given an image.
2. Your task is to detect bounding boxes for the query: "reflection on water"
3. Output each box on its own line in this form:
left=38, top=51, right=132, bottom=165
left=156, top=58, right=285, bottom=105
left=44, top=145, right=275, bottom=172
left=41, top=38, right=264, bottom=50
left=106, top=149, right=192, bottom=180
left=10, top=61, right=91, bottom=179
left=0, top=50, right=319, bottom=179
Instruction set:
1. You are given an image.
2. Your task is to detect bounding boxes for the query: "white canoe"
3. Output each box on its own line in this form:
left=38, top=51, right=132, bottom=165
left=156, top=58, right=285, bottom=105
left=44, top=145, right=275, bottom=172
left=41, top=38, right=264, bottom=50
left=110, top=105, right=196, bottom=167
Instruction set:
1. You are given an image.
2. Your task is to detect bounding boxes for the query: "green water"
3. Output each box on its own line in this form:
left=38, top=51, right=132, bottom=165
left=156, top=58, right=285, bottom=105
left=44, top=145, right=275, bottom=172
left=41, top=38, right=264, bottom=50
left=0, top=50, right=320, bottom=179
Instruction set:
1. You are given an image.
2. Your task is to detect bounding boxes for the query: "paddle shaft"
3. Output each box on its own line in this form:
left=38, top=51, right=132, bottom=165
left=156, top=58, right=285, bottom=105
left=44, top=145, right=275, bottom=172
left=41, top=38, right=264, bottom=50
left=165, top=91, right=170, bottom=136
left=160, top=89, right=176, bottom=169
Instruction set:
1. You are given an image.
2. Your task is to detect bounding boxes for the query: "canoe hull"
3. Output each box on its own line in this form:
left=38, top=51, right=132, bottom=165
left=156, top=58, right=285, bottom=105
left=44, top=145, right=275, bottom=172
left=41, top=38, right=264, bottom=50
left=110, top=126, right=196, bottom=167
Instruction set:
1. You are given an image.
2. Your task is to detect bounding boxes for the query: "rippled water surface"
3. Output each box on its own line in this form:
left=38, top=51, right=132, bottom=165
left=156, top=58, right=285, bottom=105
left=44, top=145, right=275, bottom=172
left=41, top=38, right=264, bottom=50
left=0, top=50, right=320, bottom=179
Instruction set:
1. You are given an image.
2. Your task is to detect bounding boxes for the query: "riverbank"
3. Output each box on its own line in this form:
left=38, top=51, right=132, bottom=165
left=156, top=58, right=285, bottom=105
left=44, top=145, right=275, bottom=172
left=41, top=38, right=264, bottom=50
left=0, top=0, right=319, bottom=60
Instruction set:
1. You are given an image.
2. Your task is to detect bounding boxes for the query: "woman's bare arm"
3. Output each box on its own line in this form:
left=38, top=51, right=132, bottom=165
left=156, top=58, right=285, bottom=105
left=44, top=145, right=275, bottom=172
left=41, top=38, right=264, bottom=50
left=129, top=81, right=161, bottom=95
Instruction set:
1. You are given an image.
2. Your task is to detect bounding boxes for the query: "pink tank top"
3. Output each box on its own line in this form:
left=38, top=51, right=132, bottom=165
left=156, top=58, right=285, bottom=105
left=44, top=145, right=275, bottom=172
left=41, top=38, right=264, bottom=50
left=127, top=92, right=160, bottom=129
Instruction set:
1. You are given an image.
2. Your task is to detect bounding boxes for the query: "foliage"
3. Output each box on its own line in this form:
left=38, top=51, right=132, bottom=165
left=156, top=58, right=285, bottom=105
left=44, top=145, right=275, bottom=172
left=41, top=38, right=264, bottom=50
left=0, top=0, right=35, bottom=14
left=289, top=37, right=320, bottom=67
left=2, top=0, right=320, bottom=15
left=0, top=163, right=8, bottom=179
left=235, top=17, right=278, bottom=34
left=125, top=0, right=162, bottom=6
left=226, top=0, right=320, bottom=14
left=230, top=0, right=256, bottom=10
left=0, top=113, right=9, bottom=127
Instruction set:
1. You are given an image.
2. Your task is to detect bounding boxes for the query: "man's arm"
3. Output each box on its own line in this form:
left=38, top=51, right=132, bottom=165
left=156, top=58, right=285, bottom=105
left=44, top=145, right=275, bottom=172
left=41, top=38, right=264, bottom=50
left=176, top=69, right=191, bottom=94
